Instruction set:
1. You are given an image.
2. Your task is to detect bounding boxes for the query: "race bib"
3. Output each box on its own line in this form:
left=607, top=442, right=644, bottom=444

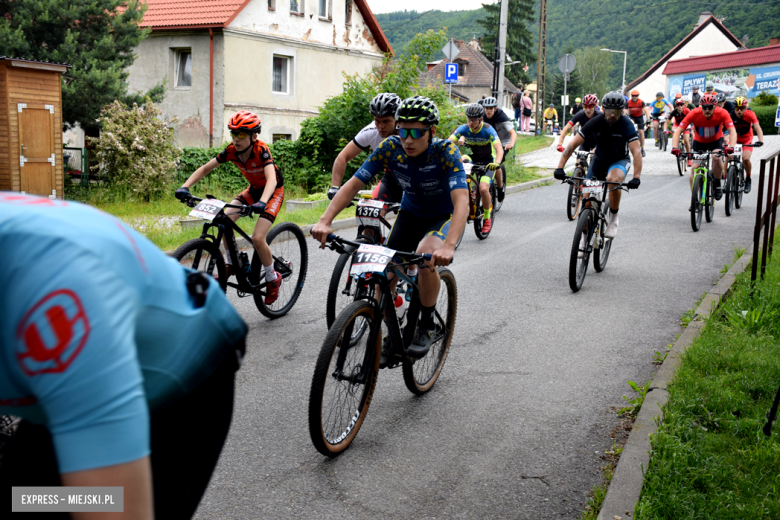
left=582, top=179, right=603, bottom=194
left=189, top=199, right=226, bottom=221
left=349, top=244, right=396, bottom=276
left=356, top=199, right=388, bottom=226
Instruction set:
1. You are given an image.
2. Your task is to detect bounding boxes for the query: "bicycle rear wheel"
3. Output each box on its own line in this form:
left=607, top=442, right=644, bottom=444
left=402, top=267, right=457, bottom=395
left=735, top=166, right=745, bottom=209
left=493, top=165, right=505, bottom=214
left=593, top=200, right=612, bottom=273
left=725, top=165, right=736, bottom=216
left=171, top=238, right=227, bottom=292
left=691, top=175, right=703, bottom=232
left=662, top=131, right=668, bottom=151
left=705, top=176, right=715, bottom=223
left=253, top=222, right=308, bottom=319
left=473, top=181, right=496, bottom=240
left=566, top=171, right=583, bottom=221
left=569, top=209, right=594, bottom=292
left=326, top=236, right=373, bottom=329
left=309, top=300, right=380, bottom=457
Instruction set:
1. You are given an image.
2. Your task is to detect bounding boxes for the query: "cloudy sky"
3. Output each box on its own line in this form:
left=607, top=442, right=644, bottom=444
left=366, top=0, right=494, bottom=14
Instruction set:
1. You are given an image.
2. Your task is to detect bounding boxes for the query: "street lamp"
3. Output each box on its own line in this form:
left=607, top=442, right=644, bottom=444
left=601, top=48, right=627, bottom=94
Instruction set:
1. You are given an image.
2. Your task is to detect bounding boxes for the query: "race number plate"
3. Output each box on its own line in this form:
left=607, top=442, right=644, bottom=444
left=189, top=199, right=226, bottom=221
left=349, top=244, right=396, bottom=276
left=733, top=144, right=742, bottom=157
left=356, top=199, right=388, bottom=226
left=582, top=179, right=602, bottom=194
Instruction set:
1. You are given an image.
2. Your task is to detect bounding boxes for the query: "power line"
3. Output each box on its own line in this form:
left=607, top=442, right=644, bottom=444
left=381, top=10, right=434, bottom=33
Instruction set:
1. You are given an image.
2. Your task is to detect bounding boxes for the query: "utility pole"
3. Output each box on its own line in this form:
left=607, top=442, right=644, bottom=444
left=497, top=0, right=509, bottom=108
left=536, top=0, right=548, bottom=134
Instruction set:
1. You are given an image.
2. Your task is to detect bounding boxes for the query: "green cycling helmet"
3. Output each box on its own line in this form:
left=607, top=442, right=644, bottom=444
left=395, top=96, right=440, bottom=125
left=575, top=97, right=581, bottom=103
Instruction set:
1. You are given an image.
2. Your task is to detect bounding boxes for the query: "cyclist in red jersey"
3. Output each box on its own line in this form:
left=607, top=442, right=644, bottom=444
left=668, top=99, right=692, bottom=165
left=176, top=111, right=284, bottom=304
left=671, top=94, right=736, bottom=199
left=626, top=90, right=650, bottom=156
left=729, top=96, right=764, bottom=193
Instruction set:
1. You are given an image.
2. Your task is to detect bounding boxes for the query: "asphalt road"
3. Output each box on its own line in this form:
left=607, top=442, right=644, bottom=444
left=194, top=139, right=779, bottom=519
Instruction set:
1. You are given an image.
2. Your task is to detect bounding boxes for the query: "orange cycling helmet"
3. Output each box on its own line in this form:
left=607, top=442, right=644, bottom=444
left=734, top=96, right=749, bottom=108
left=228, top=111, right=262, bottom=133
left=700, top=93, right=718, bottom=106
left=630, top=90, right=639, bottom=96
left=675, top=92, right=683, bottom=99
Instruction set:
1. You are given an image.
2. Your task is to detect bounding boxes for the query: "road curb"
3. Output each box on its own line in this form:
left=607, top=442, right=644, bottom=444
left=596, top=251, right=753, bottom=520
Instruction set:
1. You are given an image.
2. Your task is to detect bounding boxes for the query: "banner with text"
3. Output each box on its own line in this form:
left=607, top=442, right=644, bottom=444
left=668, top=65, right=780, bottom=99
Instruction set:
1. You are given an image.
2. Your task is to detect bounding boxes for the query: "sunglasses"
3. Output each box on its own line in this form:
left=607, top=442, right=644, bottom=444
left=397, top=127, right=431, bottom=139
left=604, top=108, right=621, bottom=116
left=583, top=104, right=597, bottom=108
left=701, top=105, right=715, bottom=110
left=230, top=131, right=250, bottom=139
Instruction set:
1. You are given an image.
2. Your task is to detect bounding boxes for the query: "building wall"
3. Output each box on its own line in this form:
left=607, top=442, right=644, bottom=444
left=126, top=31, right=226, bottom=148
left=631, top=23, right=741, bottom=101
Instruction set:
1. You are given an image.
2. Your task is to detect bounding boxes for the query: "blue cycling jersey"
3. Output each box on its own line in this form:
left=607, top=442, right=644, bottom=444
left=0, top=193, right=247, bottom=473
left=651, top=98, right=672, bottom=114
left=449, top=123, right=500, bottom=163
left=353, top=136, right=467, bottom=218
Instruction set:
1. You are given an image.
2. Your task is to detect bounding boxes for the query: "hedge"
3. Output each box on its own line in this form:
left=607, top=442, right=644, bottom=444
left=752, top=105, right=779, bottom=136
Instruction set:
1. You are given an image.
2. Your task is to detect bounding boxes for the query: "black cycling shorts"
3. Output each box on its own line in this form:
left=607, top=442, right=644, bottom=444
left=692, top=138, right=724, bottom=153
left=630, top=115, right=646, bottom=130
left=385, top=210, right=452, bottom=256
left=374, top=171, right=404, bottom=203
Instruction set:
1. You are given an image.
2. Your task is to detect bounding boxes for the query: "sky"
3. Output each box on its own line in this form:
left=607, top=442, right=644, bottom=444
left=366, top=0, right=492, bottom=14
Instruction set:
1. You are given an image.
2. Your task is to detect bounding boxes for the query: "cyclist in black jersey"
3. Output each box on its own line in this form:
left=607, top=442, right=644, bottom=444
left=482, top=96, right=516, bottom=202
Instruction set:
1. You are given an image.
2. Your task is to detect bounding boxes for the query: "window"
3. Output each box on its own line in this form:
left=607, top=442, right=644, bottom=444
left=273, top=56, right=291, bottom=94
left=458, top=63, right=466, bottom=76
left=319, top=0, right=329, bottom=18
left=268, top=0, right=275, bottom=9
left=175, top=50, right=192, bottom=88
left=273, top=134, right=291, bottom=143
left=290, top=0, right=301, bottom=13
left=345, top=0, right=352, bottom=24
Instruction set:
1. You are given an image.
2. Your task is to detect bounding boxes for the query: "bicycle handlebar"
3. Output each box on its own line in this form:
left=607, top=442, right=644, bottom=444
left=326, top=234, right=448, bottom=265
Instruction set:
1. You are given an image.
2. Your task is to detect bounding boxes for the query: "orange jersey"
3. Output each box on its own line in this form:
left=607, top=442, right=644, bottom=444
left=216, top=139, right=284, bottom=188
left=626, top=99, right=647, bottom=118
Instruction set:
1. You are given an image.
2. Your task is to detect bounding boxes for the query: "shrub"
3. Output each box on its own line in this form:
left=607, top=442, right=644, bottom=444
left=752, top=90, right=778, bottom=107
left=90, top=99, right=180, bottom=201
left=751, top=105, right=779, bottom=136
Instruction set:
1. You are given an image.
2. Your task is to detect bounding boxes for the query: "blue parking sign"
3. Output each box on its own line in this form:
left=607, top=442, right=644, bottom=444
left=445, top=63, right=458, bottom=84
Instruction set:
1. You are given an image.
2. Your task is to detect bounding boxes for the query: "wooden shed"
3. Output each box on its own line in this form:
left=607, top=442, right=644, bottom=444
left=0, top=57, right=71, bottom=198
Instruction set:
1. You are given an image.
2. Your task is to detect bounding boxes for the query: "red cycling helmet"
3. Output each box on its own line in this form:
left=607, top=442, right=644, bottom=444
left=675, top=98, right=686, bottom=106
left=582, top=94, right=599, bottom=107
left=228, top=111, right=262, bottom=133
left=700, top=93, right=718, bottom=106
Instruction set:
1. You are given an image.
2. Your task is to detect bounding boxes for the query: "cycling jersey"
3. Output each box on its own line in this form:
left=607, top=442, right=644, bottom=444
left=216, top=139, right=284, bottom=188
left=679, top=107, right=734, bottom=144
left=0, top=193, right=248, bottom=473
left=353, top=136, right=467, bottom=218
left=483, top=110, right=514, bottom=145
left=729, top=109, right=758, bottom=138
left=570, top=103, right=583, bottom=116
left=353, top=121, right=388, bottom=151
left=450, top=123, right=500, bottom=163
left=569, top=108, right=601, bottom=149
left=691, top=92, right=702, bottom=107
left=650, top=98, right=671, bottom=114
left=579, top=114, right=638, bottom=164
left=543, top=108, right=558, bottom=120
left=670, top=107, right=691, bottom=126
left=626, top=99, right=647, bottom=118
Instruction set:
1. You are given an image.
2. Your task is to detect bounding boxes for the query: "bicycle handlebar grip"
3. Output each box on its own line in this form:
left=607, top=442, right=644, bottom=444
left=327, top=234, right=336, bottom=241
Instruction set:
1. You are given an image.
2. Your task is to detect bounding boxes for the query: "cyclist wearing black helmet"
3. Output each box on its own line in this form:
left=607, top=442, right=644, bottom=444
left=313, top=96, right=469, bottom=365
left=328, top=92, right=404, bottom=203
left=482, top=96, right=516, bottom=203
left=555, top=91, right=642, bottom=241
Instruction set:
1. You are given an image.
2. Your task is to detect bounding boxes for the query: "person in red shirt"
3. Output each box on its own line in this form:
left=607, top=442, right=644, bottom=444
left=626, top=90, right=651, bottom=156
left=176, top=111, right=285, bottom=303
left=729, top=96, right=764, bottom=193
left=668, top=99, right=692, bottom=165
left=671, top=94, right=736, bottom=199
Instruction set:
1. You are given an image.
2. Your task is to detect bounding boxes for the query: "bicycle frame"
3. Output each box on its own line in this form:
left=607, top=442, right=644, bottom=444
left=684, top=151, right=723, bottom=206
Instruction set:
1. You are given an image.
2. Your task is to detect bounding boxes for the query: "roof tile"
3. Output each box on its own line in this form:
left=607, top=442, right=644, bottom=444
left=139, top=0, right=247, bottom=28
left=663, top=44, right=780, bottom=75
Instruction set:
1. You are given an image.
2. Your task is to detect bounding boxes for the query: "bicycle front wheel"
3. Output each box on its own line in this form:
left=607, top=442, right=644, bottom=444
left=326, top=237, right=373, bottom=329
left=691, top=175, right=703, bottom=232
left=677, top=155, right=685, bottom=176
left=402, top=267, right=457, bottom=395
left=473, top=182, right=496, bottom=240
left=593, top=200, right=612, bottom=273
left=309, top=300, right=380, bottom=457
left=171, top=238, right=227, bottom=292
left=566, top=174, right=583, bottom=221
left=253, top=222, right=308, bottom=319
left=569, top=209, right=594, bottom=292
left=725, top=165, right=736, bottom=216
left=493, top=165, right=505, bottom=213
left=735, top=166, right=745, bottom=209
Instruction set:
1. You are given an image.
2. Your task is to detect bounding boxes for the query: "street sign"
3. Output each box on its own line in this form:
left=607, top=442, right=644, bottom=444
left=445, top=63, right=458, bottom=84
left=558, top=54, right=576, bottom=74
left=775, top=104, right=780, bottom=127
left=561, top=95, right=569, bottom=105
left=442, top=39, right=459, bottom=62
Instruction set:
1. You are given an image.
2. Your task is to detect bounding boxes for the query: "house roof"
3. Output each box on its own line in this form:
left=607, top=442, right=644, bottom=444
left=138, top=0, right=393, bottom=54
left=417, top=72, right=469, bottom=102
left=0, top=56, right=72, bottom=68
left=663, top=44, right=780, bottom=75
left=427, top=40, right=517, bottom=92
left=625, top=15, right=743, bottom=92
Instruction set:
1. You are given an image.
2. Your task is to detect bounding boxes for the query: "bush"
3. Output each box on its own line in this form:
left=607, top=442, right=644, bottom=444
left=90, top=99, right=180, bottom=202
left=753, top=90, right=778, bottom=107
left=177, top=145, right=246, bottom=195
left=751, top=105, right=779, bottom=136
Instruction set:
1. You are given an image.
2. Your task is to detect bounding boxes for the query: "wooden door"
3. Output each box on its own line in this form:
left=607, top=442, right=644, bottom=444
left=18, top=104, right=55, bottom=196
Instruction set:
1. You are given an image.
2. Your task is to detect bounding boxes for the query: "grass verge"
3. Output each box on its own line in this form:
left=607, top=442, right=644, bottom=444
left=634, top=250, right=780, bottom=519
left=513, top=135, right=555, bottom=155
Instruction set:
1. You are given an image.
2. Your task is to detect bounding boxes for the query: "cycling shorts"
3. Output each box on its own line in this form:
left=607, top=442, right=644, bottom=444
left=472, top=161, right=497, bottom=182
left=737, top=134, right=755, bottom=147
left=630, top=115, right=646, bottom=130
left=385, top=210, right=452, bottom=255
left=692, top=138, right=724, bottom=153
left=236, top=186, right=285, bottom=223
left=373, top=172, right=404, bottom=203
left=652, top=113, right=665, bottom=121
left=672, top=124, right=690, bottom=135
left=586, top=157, right=631, bottom=181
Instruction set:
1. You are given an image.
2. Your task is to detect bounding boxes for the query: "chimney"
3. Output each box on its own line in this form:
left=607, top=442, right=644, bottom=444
left=468, top=38, right=480, bottom=51
left=771, top=36, right=780, bottom=46
left=694, top=11, right=713, bottom=29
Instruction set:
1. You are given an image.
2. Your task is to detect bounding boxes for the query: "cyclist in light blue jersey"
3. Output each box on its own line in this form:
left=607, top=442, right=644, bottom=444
left=0, top=193, right=247, bottom=519
left=650, top=92, right=673, bottom=147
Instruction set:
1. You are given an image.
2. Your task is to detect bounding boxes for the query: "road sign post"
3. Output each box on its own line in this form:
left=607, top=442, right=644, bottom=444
left=558, top=54, right=576, bottom=127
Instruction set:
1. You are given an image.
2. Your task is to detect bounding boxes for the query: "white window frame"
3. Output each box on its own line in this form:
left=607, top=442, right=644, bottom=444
left=345, top=0, right=352, bottom=25
left=272, top=55, right=292, bottom=95
left=290, top=0, right=302, bottom=14
left=318, top=0, right=331, bottom=20
left=174, top=49, right=192, bottom=89
left=268, top=0, right=275, bottom=10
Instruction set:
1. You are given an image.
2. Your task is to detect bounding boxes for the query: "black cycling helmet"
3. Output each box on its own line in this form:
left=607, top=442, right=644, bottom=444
left=395, top=96, right=440, bottom=125
left=465, top=103, right=486, bottom=118
left=601, top=91, right=625, bottom=109
left=716, top=92, right=727, bottom=103
left=482, top=96, right=498, bottom=108
left=548, top=103, right=555, bottom=108
left=656, top=92, right=664, bottom=98
left=369, top=92, right=401, bottom=118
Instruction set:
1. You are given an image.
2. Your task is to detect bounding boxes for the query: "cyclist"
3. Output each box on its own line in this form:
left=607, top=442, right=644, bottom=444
left=449, top=103, right=503, bottom=233
left=556, top=93, right=600, bottom=156
left=328, top=92, right=403, bottom=205
left=690, top=85, right=702, bottom=108
left=543, top=104, right=559, bottom=135
left=0, top=193, right=247, bottom=520
left=176, top=111, right=284, bottom=304
left=482, top=96, right=517, bottom=203
left=554, top=91, right=642, bottom=242
left=717, top=92, right=734, bottom=114
left=650, top=92, right=673, bottom=147
left=671, top=93, right=736, bottom=200
left=668, top=98, right=692, bottom=165
left=626, top=90, right=651, bottom=156
left=570, top=97, right=583, bottom=117
left=729, top=96, right=764, bottom=193
left=312, top=96, right=468, bottom=366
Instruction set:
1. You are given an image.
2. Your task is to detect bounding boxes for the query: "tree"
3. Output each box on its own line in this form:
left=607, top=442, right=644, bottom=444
left=477, top=0, right=535, bottom=87
left=573, top=47, right=612, bottom=99
left=0, top=0, right=164, bottom=135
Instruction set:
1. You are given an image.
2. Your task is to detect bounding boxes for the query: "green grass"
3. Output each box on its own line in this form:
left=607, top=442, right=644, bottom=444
left=635, top=248, right=780, bottom=520
left=514, top=135, right=555, bottom=155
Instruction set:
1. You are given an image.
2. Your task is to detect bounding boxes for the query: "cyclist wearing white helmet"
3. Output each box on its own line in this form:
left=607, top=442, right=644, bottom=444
left=481, top=96, right=516, bottom=203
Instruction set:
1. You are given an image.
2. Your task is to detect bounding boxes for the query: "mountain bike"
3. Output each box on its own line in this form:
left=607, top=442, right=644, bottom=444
left=464, top=163, right=497, bottom=240
left=309, top=235, right=457, bottom=456
left=172, top=194, right=308, bottom=318
left=724, top=144, right=745, bottom=215
left=561, top=175, right=630, bottom=292
left=657, top=114, right=669, bottom=151
left=566, top=151, right=592, bottom=221
left=682, top=151, right=723, bottom=232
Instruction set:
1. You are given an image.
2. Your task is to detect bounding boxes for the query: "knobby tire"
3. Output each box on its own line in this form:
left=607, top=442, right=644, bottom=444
left=569, top=208, right=594, bottom=292
left=593, top=200, right=612, bottom=273
left=691, top=175, right=703, bottom=232
left=252, top=222, right=308, bottom=319
left=171, top=238, right=227, bottom=292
